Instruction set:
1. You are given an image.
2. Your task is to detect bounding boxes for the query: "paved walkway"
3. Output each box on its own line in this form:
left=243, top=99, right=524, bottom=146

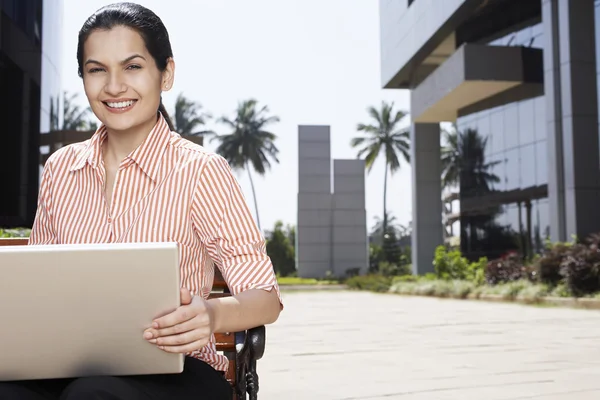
left=258, top=291, right=600, bottom=399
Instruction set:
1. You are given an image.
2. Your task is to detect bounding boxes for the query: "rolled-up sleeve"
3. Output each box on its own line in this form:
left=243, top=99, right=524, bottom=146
left=29, top=161, right=57, bottom=245
left=191, top=154, right=282, bottom=307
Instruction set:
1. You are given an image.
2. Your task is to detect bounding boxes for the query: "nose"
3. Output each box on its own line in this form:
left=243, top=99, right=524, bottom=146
left=104, top=71, right=127, bottom=96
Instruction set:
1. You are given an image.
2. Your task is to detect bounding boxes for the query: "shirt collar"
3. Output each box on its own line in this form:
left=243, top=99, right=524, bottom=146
left=69, top=114, right=172, bottom=182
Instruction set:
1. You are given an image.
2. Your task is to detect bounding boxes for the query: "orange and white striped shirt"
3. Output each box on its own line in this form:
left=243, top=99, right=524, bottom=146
left=29, top=114, right=282, bottom=372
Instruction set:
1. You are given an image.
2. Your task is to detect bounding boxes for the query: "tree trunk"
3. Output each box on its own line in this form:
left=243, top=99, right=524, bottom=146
left=383, top=164, right=388, bottom=235
left=246, top=162, right=262, bottom=231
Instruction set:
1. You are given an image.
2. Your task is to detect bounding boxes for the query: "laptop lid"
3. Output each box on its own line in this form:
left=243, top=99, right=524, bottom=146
left=0, top=242, right=184, bottom=381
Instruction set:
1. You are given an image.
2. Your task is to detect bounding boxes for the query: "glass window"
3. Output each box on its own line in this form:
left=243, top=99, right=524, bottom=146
left=1, top=0, right=41, bottom=42
left=489, top=109, right=504, bottom=156
left=518, top=99, right=535, bottom=146
left=504, top=104, right=519, bottom=150
left=535, top=140, right=548, bottom=186
left=495, top=205, right=507, bottom=226
left=478, top=114, right=492, bottom=157
left=535, top=199, right=550, bottom=244
left=520, top=144, right=536, bottom=188
left=506, top=204, right=521, bottom=235
left=489, top=153, right=505, bottom=191
left=489, top=22, right=543, bottom=49
left=534, top=96, right=546, bottom=141
left=505, top=148, right=520, bottom=190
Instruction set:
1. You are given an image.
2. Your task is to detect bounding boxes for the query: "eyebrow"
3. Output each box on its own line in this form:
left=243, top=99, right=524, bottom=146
left=84, top=54, right=146, bottom=67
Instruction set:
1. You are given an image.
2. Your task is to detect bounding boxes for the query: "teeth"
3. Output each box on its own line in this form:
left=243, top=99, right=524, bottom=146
left=106, top=100, right=134, bottom=108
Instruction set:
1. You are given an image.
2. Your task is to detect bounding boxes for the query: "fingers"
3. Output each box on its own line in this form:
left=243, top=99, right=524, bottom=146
left=154, top=326, right=211, bottom=347
left=143, top=294, right=213, bottom=354
left=151, top=303, right=196, bottom=330
left=144, top=313, right=204, bottom=340
left=158, top=338, right=210, bottom=354
left=180, top=287, right=193, bottom=305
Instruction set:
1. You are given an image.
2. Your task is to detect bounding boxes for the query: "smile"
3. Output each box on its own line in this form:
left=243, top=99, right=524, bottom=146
left=103, top=100, right=137, bottom=113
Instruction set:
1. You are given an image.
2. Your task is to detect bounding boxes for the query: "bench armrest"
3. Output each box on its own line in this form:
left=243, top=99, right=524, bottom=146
left=246, top=325, right=266, bottom=360
left=235, top=325, right=266, bottom=400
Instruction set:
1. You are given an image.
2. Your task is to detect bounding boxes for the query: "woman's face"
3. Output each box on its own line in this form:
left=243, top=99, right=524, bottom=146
left=82, top=26, right=174, bottom=133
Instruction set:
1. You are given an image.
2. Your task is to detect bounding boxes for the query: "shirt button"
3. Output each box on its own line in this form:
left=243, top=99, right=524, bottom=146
left=107, top=217, right=112, bottom=223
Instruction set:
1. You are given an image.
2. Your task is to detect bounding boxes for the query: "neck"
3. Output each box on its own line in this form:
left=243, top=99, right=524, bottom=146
left=103, top=115, right=158, bottom=163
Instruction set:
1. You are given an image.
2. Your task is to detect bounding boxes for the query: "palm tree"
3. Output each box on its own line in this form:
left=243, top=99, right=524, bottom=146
left=371, top=211, right=402, bottom=239
left=442, top=127, right=506, bottom=259
left=351, top=101, right=410, bottom=236
left=172, top=93, right=213, bottom=143
left=50, top=92, right=96, bottom=131
left=441, top=127, right=500, bottom=194
left=211, top=99, right=280, bottom=231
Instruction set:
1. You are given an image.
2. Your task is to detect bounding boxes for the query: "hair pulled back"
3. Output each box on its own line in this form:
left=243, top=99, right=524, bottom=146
left=76, top=2, right=175, bottom=130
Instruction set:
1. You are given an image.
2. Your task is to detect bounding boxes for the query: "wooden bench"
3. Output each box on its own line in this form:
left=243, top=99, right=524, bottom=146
left=0, top=238, right=266, bottom=400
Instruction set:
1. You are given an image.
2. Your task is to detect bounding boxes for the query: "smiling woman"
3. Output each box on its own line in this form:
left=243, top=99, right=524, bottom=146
left=0, top=2, right=282, bottom=400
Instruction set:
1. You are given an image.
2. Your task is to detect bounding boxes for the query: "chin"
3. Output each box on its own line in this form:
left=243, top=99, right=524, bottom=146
left=102, top=117, right=139, bottom=132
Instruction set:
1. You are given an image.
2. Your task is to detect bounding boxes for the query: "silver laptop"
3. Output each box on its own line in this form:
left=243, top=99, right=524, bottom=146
left=0, top=242, right=184, bottom=381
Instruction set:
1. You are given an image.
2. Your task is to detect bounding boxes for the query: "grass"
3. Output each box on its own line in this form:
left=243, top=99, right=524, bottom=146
left=277, top=276, right=339, bottom=286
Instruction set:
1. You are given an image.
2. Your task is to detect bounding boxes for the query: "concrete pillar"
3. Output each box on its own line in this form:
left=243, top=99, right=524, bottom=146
left=542, top=0, right=566, bottom=242
left=332, top=159, right=368, bottom=277
left=543, top=0, right=600, bottom=241
left=296, top=125, right=333, bottom=278
left=411, top=122, right=443, bottom=274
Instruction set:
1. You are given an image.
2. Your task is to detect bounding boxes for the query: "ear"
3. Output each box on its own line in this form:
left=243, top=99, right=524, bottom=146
left=161, top=57, right=175, bottom=91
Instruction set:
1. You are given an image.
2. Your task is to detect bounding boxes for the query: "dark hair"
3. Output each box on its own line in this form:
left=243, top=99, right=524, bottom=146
left=76, top=2, right=175, bottom=131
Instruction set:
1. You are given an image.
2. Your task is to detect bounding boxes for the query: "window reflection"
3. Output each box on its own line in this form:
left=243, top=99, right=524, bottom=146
left=519, top=99, right=535, bottom=146
left=504, top=148, right=519, bottom=191
left=504, top=105, right=519, bottom=150
left=456, top=91, right=548, bottom=261
left=534, top=96, right=545, bottom=141
left=520, top=144, right=536, bottom=188
left=490, top=110, right=504, bottom=156
left=535, top=141, right=548, bottom=186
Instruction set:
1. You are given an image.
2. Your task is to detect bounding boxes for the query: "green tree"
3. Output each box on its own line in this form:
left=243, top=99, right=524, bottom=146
left=266, top=221, right=296, bottom=276
left=441, top=127, right=513, bottom=260
left=285, top=224, right=296, bottom=251
left=212, top=99, right=280, bottom=231
left=172, top=93, right=213, bottom=142
left=62, top=92, right=95, bottom=130
left=370, top=211, right=404, bottom=243
left=351, top=101, right=410, bottom=236
left=49, top=91, right=97, bottom=132
left=441, top=126, right=500, bottom=193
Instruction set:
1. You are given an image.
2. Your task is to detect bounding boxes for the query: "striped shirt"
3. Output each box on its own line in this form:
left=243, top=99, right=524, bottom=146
left=29, top=114, right=282, bottom=372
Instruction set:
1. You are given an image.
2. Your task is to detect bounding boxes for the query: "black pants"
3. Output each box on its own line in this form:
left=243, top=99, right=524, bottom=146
left=0, top=357, right=232, bottom=400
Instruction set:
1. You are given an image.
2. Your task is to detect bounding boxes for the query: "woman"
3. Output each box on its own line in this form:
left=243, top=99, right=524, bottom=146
left=0, top=2, right=282, bottom=399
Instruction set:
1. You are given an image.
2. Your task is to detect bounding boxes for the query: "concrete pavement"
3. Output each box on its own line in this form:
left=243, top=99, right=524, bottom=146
left=257, top=291, right=600, bottom=399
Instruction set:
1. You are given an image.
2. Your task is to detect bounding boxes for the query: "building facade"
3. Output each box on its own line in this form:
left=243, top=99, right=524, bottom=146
left=0, top=0, right=62, bottom=228
left=297, top=125, right=368, bottom=278
left=380, top=0, right=600, bottom=273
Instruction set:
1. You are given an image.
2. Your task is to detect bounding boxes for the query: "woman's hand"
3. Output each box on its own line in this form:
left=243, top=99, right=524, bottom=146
left=143, top=288, right=215, bottom=353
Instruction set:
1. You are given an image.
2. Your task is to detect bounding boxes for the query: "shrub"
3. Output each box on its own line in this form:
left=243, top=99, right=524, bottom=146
left=533, top=241, right=572, bottom=286
left=485, top=252, right=532, bottom=285
left=559, top=241, right=600, bottom=297
left=378, top=261, right=411, bottom=277
left=345, top=275, right=392, bottom=292
left=0, top=228, right=30, bottom=238
left=432, top=245, right=486, bottom=282
left=389, top=279, right=476, bottom=298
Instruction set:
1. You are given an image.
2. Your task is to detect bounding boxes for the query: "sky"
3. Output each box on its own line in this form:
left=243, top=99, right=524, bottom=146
left=60, top=0, right=413, bottom=232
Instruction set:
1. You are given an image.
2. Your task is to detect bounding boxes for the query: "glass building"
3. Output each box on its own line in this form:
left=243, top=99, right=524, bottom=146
left=0, top=0, right=62, bottom=227
left=379, top=0, right=600, bottom=272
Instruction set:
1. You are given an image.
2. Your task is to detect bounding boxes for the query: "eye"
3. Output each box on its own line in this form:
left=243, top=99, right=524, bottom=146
left=127, top=64, right=142, bottom=70
left=88, top=67, right=104, bottom=74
